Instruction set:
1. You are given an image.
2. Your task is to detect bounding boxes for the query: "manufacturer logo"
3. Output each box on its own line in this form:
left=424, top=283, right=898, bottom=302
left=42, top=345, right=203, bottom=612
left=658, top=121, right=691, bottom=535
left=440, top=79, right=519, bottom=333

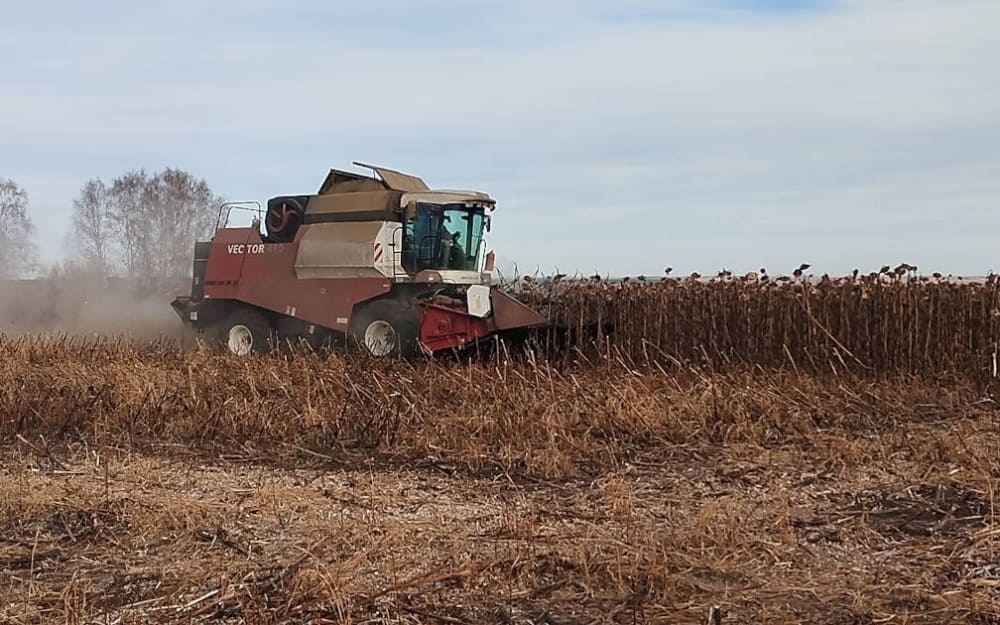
left=227, top=244, right=265, bottom=255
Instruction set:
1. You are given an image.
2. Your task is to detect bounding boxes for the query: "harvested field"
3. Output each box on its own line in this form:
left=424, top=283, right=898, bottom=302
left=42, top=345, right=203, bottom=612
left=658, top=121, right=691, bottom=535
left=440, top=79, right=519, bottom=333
left=2, top=334, right=1000, bottom=624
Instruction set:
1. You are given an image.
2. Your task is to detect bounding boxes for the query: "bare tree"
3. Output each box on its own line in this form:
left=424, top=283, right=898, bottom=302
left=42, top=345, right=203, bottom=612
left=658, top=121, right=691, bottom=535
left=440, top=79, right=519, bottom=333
left=106, top=170, right=151, bottom=280
left=102, top=168, right=221, bottom=288
left=147, top=168, right=219, bottom=284
left=68, top=178, right=112, bottom=275
left=0, top=178, right=38, bottom=279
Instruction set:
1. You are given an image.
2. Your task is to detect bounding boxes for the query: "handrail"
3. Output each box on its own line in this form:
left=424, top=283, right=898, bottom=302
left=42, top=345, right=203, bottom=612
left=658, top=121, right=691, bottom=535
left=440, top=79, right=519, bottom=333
left=215, top=201, right=263, bottom=231
left=389, top=224, right=406, bottom=280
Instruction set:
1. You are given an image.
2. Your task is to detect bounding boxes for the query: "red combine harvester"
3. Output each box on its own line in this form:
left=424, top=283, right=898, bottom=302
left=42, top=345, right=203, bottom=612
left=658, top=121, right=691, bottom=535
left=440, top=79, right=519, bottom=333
left=170, top=162, right=547, bottom=357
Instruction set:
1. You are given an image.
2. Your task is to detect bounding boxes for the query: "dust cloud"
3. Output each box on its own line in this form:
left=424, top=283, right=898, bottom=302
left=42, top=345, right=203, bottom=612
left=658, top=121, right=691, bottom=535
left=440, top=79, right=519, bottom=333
left=0, top=277, right=188, bottom=339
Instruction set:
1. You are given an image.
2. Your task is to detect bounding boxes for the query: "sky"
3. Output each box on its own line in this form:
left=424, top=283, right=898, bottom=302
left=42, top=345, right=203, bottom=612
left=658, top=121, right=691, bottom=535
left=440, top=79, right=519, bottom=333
left=1, top=0, right=998, bottom=278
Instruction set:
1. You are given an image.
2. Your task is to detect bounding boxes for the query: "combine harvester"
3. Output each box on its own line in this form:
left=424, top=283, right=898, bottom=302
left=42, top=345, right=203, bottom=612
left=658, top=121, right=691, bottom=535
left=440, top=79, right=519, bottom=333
left=171, top=162, right=548, bottom=358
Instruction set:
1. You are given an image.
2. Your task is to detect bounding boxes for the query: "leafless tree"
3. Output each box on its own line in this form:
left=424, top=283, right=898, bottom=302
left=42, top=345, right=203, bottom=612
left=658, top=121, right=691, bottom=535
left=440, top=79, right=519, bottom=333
left=0, top=178, right=38, bottom=279
left=106, top=170, right=151, bottom=280
left=68, top=178, right=112, bottom=275
left=96, top=168, right=221, bottom=288
left=146, top=168, right=220, bottom=285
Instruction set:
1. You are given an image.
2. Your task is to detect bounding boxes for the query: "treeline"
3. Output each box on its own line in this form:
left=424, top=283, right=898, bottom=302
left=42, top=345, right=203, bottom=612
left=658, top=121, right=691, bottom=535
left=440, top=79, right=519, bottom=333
left=0, top=169, right=222, bottom=288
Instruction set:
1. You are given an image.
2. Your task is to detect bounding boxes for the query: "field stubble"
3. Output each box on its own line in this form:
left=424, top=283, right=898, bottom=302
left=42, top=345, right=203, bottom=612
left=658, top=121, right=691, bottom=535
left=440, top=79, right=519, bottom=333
left=1, top=334, right=999, bottom=624
left=3, top=274, right=1000, bottom=624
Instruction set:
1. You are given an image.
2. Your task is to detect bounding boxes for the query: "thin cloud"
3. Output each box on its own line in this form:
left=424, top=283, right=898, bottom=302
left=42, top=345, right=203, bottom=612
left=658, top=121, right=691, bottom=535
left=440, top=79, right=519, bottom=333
left=0, top=0, right=997, bottom=275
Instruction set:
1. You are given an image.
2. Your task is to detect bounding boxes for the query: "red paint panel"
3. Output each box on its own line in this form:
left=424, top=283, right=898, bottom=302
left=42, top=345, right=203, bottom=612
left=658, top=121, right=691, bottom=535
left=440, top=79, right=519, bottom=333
left=417, top=302, right=491, bottom=353
left=203, top=228, right=390, bottom=332
left=491, top=288, right=548, bottom=330
left=203, top=228, right=262, bottom=300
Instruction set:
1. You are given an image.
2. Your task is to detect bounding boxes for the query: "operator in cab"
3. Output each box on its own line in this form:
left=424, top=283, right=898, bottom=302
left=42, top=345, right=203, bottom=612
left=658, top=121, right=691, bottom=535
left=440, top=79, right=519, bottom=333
left=441, top=230, right=465, bottom=270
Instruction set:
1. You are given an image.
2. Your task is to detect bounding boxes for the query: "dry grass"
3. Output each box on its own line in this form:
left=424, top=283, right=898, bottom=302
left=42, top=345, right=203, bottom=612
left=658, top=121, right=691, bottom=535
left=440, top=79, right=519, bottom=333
left=1, top=336, right=999, bottom=623
left=0, top=335, right=992, bottom=479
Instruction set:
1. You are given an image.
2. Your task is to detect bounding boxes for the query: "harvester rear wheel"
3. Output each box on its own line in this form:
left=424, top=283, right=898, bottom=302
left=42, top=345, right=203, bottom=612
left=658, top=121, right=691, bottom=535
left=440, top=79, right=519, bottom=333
left=218, top=308, right=273, bottom=356
left=348, top=300, right=419, bottom=359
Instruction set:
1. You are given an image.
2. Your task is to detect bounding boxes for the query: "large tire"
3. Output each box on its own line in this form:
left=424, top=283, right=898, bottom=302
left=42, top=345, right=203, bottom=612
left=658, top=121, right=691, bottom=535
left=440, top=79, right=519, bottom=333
left=348, top=299, right=419, bottom=359
left=217, top=308, right=274, bottom=356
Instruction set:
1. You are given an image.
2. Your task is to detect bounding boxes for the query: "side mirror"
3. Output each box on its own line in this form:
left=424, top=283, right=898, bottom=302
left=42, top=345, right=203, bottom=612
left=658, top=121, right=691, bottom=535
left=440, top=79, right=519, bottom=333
left=485, top=215, right=492, bottom=232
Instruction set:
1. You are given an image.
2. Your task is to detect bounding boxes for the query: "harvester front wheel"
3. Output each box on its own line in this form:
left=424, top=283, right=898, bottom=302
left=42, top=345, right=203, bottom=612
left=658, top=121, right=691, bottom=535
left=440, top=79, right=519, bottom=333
left=348, top=300, right=419, bottom=359
left=218, top=308, right=273, bottom=356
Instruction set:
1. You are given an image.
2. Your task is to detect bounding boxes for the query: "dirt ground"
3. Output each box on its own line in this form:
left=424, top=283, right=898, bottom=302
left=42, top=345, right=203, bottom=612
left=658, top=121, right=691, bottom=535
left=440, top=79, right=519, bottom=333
left=4, top=407, right=999, bottom=625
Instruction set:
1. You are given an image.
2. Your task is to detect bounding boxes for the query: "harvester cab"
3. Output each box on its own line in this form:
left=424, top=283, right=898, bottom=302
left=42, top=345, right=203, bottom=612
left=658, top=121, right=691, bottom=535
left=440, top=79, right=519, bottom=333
left=171, top=162, right=547, bottom=357
left=400, top=195, right=493, bottom=276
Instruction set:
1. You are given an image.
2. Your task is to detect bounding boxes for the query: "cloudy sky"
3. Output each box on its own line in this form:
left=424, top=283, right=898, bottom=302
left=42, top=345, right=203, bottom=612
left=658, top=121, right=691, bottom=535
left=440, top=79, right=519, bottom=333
left=1, top=0, right=997, bottom=277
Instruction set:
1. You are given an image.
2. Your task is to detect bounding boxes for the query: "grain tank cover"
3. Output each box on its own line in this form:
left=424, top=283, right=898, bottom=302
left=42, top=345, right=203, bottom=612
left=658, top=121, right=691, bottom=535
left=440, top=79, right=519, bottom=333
left=318, top=162, right=431, bottom=195
left=303, top=191, right=403, bottom=223
left=305, top=163, right=432, bottom=224
left=368, top=166, right=429, bottom=193
left=317, top=169, right=385, bottom=195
